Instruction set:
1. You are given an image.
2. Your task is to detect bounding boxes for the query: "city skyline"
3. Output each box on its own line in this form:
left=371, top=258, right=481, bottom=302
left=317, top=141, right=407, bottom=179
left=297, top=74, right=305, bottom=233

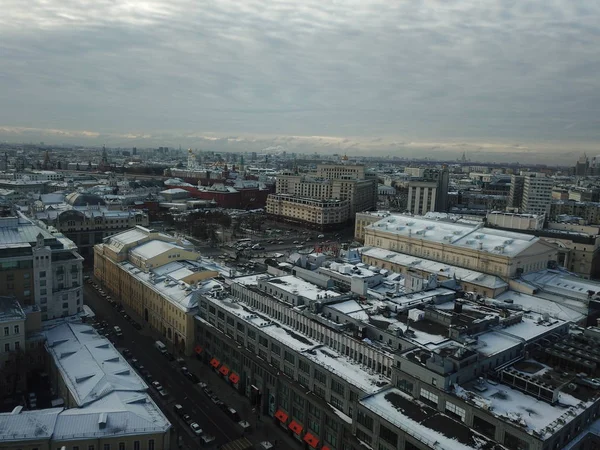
left=1, top=0, right=599, bottom=163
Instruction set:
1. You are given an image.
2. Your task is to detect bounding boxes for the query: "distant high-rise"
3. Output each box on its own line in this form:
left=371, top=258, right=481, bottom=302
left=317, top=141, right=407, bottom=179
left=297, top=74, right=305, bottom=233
left=406, top=167, right=449, bottom=215
left=575, top=153, right=590, bottom=176
left=507, top=174, right=525, bottom=211
left=521, top=173, right=554, bottom=216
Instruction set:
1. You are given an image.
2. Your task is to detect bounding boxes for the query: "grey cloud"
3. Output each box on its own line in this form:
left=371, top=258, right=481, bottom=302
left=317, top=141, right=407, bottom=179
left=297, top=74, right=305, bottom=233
left=0, top=0, right=599, bottom=162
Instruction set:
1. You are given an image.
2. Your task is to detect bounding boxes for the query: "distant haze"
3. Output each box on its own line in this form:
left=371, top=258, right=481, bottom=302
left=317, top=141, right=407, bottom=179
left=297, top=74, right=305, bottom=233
left=1, top=1, right=599, bottom=164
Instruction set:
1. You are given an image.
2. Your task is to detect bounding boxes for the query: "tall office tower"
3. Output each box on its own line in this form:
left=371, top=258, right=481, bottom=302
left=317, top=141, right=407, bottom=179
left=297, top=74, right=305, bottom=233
left=406, top=167, right=449, bottom=215
left=521, top=173, right=554, bottom=216
left=507, top=174, right=525, bottom=211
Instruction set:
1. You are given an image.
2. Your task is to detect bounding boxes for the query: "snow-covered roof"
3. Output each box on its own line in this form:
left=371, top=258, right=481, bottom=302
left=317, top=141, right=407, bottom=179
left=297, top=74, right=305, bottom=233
left=54, top=391, right=170, bottom=439
left=521, top=270, right=600, bottom=302
left=361, top=388, right=493, bottom=450
left=266, top=275, right=340, bottom=301
left=105, top=227, right=151, bottom=252
left=495, top=290, right=586, bottom=322
left=303, top=347, right=387, bottom=394
left=455, top=380, right=590, bottom=439
left=129, top=240, right=181, bottom=260
left=0, top=296, right=26, bottom=323
left=0, top=408, right=62, bottom=442
left=43, top=322, right=147, bottom=406
left=361, top=247, right=508, bottom=291
left=367, top=214, right=540, bottom=257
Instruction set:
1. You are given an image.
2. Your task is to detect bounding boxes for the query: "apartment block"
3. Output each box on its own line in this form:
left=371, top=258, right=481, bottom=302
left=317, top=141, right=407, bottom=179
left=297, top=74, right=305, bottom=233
left=0, top=205, right=84, bottom=320
left=266, top=194, right=350, bottom=229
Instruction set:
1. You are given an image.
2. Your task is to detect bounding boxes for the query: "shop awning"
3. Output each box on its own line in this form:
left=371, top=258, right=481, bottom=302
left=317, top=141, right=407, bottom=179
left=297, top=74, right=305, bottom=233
left=288, top=420, right=303, bottom=435
left=209, top=358, right=220, bottom=368
left=194, top=345, right=203, bottom=354
left=322, top=447, right=331, bottom=450
left=274, top=409, right=288, bottom=423
left=303, top=433, right=319, bottom=448
left=229, top=373, right=240, bottom=384
left=219, top=365, right=230, bottom=376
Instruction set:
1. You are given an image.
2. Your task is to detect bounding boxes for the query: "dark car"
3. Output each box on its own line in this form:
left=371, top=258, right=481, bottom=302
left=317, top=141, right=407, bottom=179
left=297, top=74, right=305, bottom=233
left=122, top=349, right=132, bottom=359
left=132, top=322, right=142, bottom=331
left=182, top=414, right=193, bottom=424
left=173, top=404, right=184, bottom=417
left=186, top=372, right=199, bottom=384
left=164, top=352, right=175, bottom=362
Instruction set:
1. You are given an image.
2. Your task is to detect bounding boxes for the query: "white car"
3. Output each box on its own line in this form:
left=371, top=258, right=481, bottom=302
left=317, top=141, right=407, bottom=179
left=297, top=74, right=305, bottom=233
left=317, top=234, right=325, bottom=238
left=190, top=422, right=203, bottom=436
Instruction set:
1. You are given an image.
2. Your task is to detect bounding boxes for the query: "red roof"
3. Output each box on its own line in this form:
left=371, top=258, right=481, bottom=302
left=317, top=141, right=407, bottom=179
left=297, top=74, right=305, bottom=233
left=229, top=373, right=240, bottom=384
left=288, top=420, right=303, bottom=435
left=274, top=409, right=288, bottom=423
left=303, top=432, right=319, bottom=448
left=209, top=358, right=220, bottom=368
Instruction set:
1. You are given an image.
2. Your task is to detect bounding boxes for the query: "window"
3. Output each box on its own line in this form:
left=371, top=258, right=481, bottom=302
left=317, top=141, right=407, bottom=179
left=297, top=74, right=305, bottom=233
left=380, top=423, right=398, bottom=446
left=62, top=302, right=69, bottom=309
left=271, top=342, right=281, bottom=355
left=40, top=280, right=46, bottom=286
left=40, top=271, right=46, bottom=277
left=357, top=410, right=374, bottom=431
left=330, top=395, right=344, bottom=411
left=15, top=342, right=20, bottom=351
left=445, top=401, right=466, bottom=422
left=4, top=343, right=10, bottom=352
left=308, top=402, right=321, bottom=419
left=259, top=336, right=268, bottom=347
left=88, top=446, right=95, bottom=450
left=134, top=441, right=140, bottom=450
left=103, top=445, right=110, bottom=450
left=148, top=439, right=155, bottom=450
left=3, top=327, right=8, bottom=336
left=419, top=388, right=438, bottom=407
left=299, top=359, right=310, bottom=373
left=331, top=378, right=345, bottom=396
left=314, top=368, right=326, bottom=384
left=247, top=329, right=256, bottom=340
left=14, top=325, right=20, bottom=334
left=119, top=443, right=125, bottom=450
left=284, top=351, right=295, bottom=364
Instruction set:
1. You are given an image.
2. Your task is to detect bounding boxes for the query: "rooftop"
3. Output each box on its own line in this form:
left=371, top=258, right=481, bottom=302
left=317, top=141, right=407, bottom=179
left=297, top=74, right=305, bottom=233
left=361, top=247, right=508, bottom=291
left=0, top=296, right=25, bottom=323
left=367, top=214, right=540, bottom=257
left=361, top=388, right=503, bottom=450
left=265, top=275, right=340, bottom=301
left=43, top=322, right=147, bottom=407
left=129, top=239, right=182, bottom=260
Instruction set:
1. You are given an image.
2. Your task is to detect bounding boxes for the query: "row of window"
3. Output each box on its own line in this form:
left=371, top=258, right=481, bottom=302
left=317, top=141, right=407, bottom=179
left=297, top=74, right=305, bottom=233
left=3, top=325, right=20, bottom=336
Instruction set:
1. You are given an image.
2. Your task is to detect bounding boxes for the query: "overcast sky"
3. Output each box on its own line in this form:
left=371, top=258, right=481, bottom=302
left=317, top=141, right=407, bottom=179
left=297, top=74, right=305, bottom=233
left=1, top=0, right=599, bottom=162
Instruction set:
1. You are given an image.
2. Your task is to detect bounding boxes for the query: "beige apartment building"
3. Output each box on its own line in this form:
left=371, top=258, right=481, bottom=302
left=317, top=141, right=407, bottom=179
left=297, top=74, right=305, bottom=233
left=266, top=194, right=350, bottom=229
left=273, top=164, right=377, bottom=219
left=364, top=214, right=558, bottom=279
left=94, top=226, right=217, bottom=354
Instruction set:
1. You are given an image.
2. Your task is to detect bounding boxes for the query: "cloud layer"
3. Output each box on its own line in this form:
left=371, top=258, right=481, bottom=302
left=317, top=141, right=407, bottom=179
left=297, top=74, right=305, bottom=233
left=1, top=0, right=599, bottom=161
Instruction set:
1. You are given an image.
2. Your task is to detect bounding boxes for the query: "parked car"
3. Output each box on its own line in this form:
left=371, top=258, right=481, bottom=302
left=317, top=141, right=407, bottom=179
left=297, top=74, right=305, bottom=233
left=190, top=422, right=203, bottom=436
left=186, top=372, right=199, bottom=384
left=164, top=351, right=175, bottom=361
left=200, top=434, right=215, bottom=445
left=122, top=349, right=132, bottom=359
left=173, top=404, right=184, bottom=416
left=151, top=381, right=163, bottom=391
left=158, top=389, right=168, bottom=398
left=176, top=357, right=186, bottom=367
left=132, top=321, right=142, bottom=331
left=182, top=414, right=192, bottom=424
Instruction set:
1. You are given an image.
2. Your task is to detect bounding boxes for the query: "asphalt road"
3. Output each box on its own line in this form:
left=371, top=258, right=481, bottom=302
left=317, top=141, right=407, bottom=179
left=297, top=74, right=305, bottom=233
left=83, top=284, right=244, bottom=449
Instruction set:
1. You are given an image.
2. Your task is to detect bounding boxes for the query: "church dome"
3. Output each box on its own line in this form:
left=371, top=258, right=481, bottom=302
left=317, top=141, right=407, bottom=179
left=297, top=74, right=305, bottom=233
left=65, top=192, right=106, bottom=207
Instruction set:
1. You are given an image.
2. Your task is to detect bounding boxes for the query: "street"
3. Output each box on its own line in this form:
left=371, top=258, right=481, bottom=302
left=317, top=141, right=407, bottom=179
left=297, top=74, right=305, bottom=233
left=83, top=283, right=246, bottom=450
